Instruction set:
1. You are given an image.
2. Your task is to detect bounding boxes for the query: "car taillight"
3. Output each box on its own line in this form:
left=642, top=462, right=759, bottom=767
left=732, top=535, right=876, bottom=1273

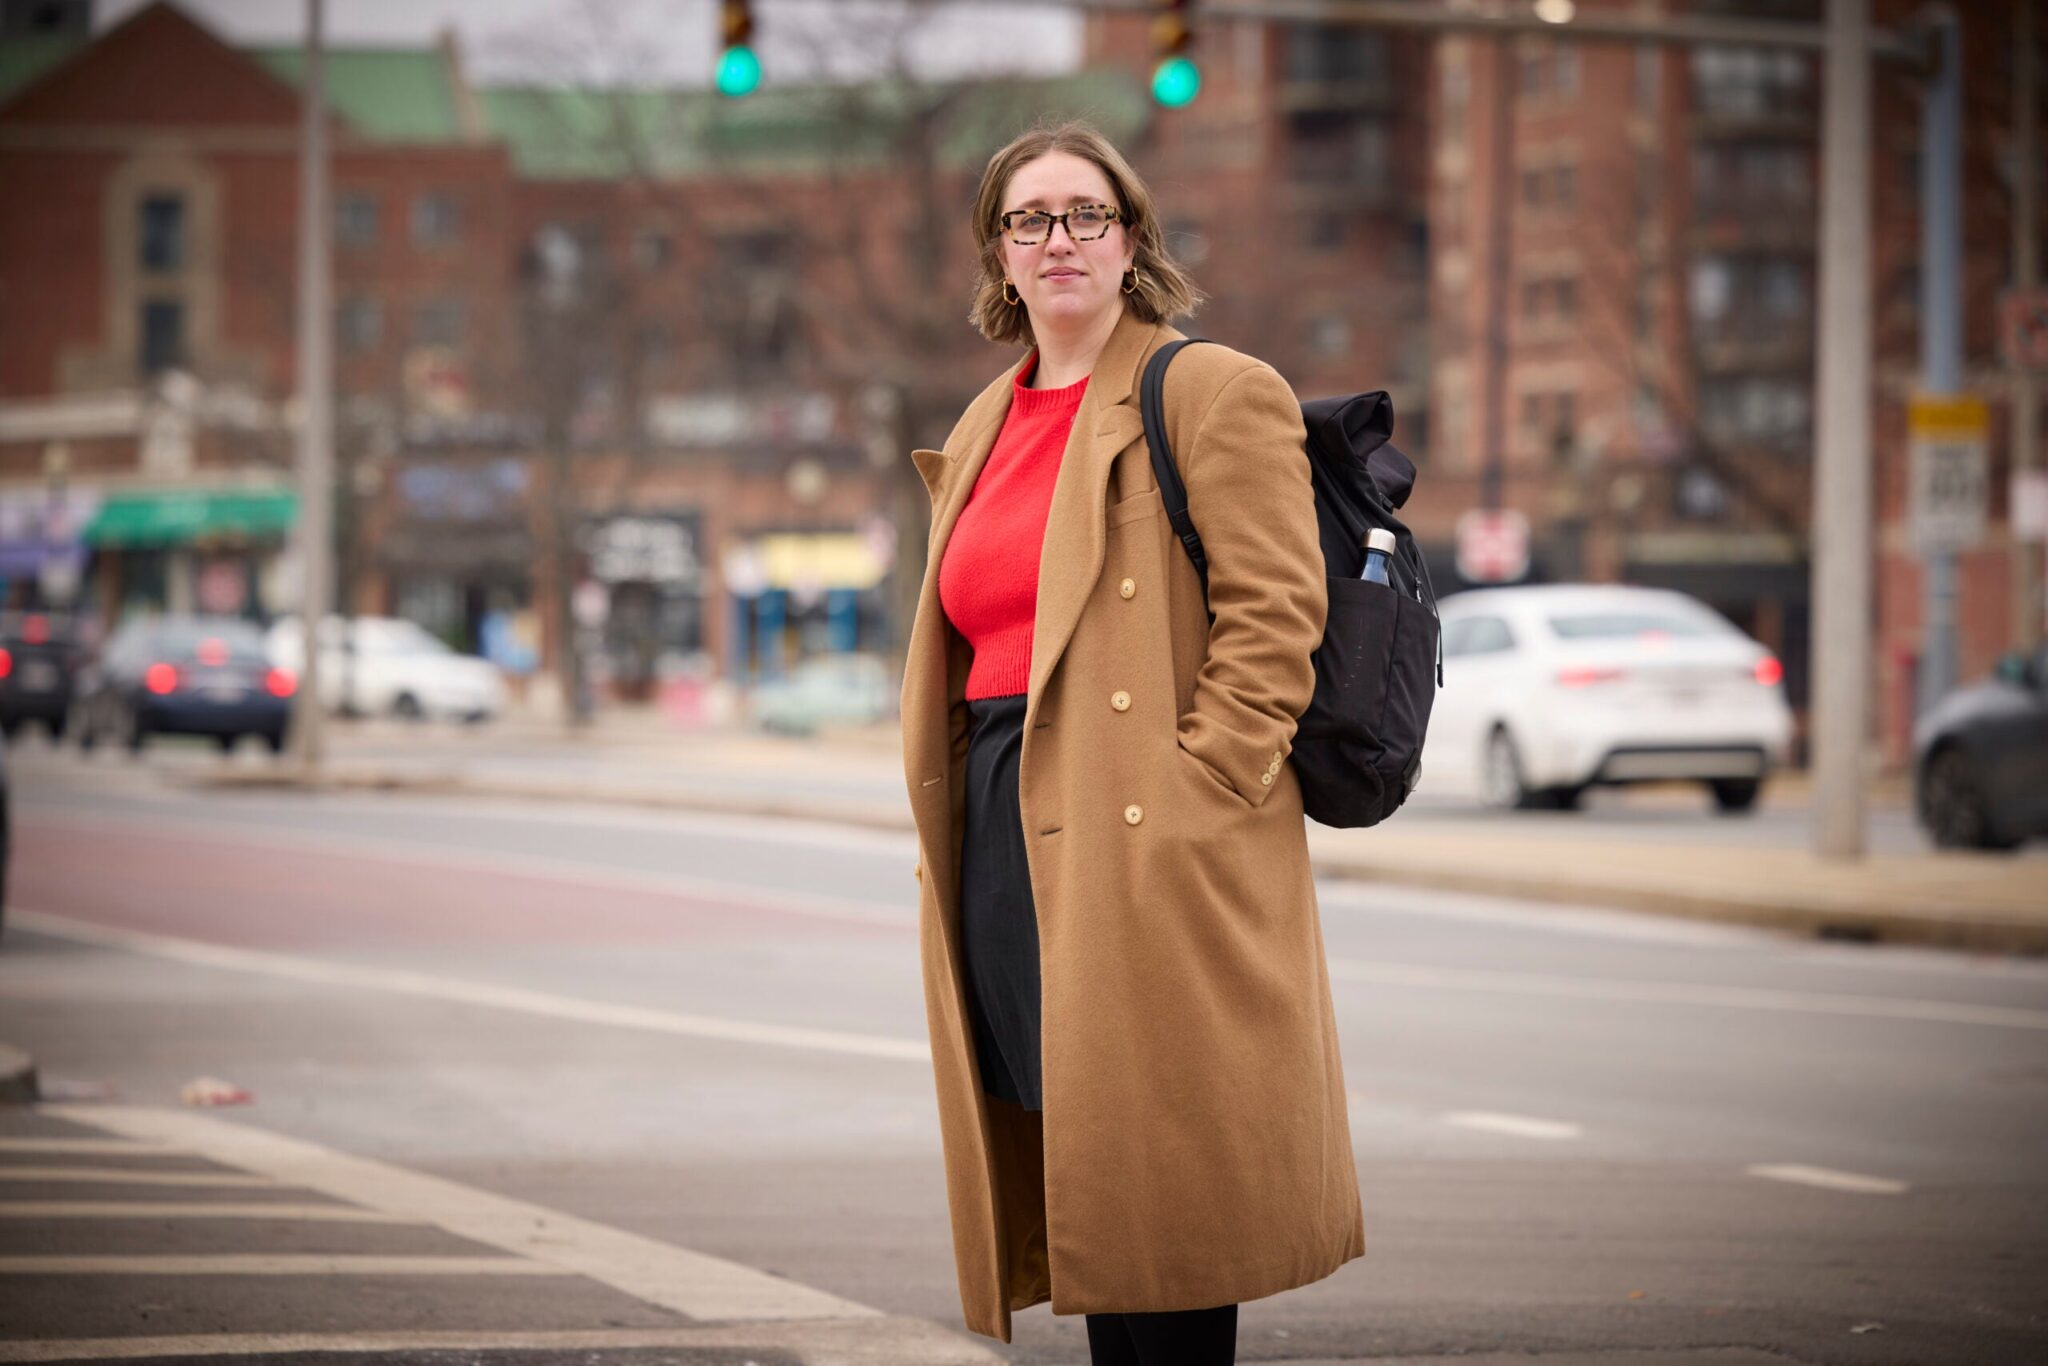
left=1557, top=665, right=1627, bottom=688
left=23, top=615, right=48, bottom=645
left=145, top=662, right=179, bottom=695
left=0, top=648, right=10, bottom=680
left=1754, top=656, right=1784, bottom=687
left=265, top=668, right=297, bottom=698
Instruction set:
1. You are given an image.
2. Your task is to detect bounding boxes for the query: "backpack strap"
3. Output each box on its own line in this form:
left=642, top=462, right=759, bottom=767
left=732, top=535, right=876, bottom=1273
left=1139, top=338, right=1218, bottom=620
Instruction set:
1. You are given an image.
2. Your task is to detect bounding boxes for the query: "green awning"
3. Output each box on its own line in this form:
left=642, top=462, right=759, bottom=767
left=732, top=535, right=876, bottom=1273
left=85, top=490, right=298, bottom=548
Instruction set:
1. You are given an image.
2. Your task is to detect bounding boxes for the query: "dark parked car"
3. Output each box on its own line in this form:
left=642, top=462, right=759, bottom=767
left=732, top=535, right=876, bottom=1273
left=1913, top=645, right=2048, bottom=851
left=0, top=610, right=80, bottom=741
left=75, top=615, right=295, bottom=755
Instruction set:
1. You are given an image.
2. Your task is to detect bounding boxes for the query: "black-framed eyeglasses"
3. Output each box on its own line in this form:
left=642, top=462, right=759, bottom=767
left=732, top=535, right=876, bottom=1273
left=998, top=204, right=1124, bottom=246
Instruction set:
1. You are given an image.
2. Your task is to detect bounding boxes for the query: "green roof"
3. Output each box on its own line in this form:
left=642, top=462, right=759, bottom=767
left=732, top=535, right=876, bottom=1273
left=479, top=68, right=1151, bottom=181
left=0, top=32, right=87, bottom=106
left=251, top=46, right=466, bottom=144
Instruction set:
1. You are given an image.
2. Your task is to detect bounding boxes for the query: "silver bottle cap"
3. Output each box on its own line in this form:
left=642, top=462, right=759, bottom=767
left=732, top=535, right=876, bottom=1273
left=1364, top=528, right=1397, bottom=554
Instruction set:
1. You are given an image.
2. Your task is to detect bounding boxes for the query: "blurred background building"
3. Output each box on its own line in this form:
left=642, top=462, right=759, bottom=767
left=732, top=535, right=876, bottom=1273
left=0, top=0, right=2041, bottom=766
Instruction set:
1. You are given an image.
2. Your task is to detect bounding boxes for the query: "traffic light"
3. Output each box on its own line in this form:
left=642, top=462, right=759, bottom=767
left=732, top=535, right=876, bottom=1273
left=717, top=0, right=761, bottom=98
left=1150, top=0, right=1199, bottom=108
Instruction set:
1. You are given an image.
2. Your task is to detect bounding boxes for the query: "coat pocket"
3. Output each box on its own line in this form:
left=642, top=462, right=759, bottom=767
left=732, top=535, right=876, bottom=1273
left=1107, top=487, right=1161, bottom=527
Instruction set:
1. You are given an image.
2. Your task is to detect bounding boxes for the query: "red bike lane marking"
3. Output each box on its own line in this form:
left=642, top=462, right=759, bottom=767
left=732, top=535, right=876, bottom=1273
left=15, top=817, right=906, bottom=951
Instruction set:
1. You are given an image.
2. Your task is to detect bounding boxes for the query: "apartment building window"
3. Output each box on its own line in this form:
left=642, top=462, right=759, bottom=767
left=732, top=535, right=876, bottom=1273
left=1691, top=46, right=1811, bottom=120
left=1518, top=40, right=1579, bottom=102
left=139, top=299, right=186, bottom=374
left=1521, top=275, right=1578, bottom=325
left=336, top=191, right=380, bottom=247
left=414, top=299, right=465, bottom=348
left=1309, top=314, right=1351, bottom=357
left=139, top=194, right=185, bottom=272
left=709, top=229, right=800, bottom=378
left=1287, top=110, right=1390, bottom=189
left=336, top=296, right=382, bottom=353
left=1521, top=161, right=1577, bottom=212
left=1692, top=254, right=1810, bottom=342
left=1284, top=25, right=1390, bottom=86
left=412, top=192, right=460, bottom=246
left=1521, top=390, right=1577, bottom=456
left=1701, top=375, right=1811, bottom=448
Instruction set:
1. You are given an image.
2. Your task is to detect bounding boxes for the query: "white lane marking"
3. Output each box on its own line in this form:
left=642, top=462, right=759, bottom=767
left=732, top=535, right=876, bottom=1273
left=15, top=910, right=928, bottom=1063
left=0, top=1138, right=175, bottom=1155
left=1746, top=1163, right=1910, bottom=1195
left=0, top=1254, right=559, bottom=1276
left=1443, top=1111, right=1585, bottom=1141
left=0, top=1167, right=276, bottom=1188
left=1317, top=881, right=1755, bottom=946
left=1326, top=956, right=2048, bottom=1032
left=45, top=1105, right=887, bottom=1324
left=0, top=1324, right=999, bottom=1366
left=25, top=808, right=915, bottom=931
left=0, top=1202, right=419, bottom=1223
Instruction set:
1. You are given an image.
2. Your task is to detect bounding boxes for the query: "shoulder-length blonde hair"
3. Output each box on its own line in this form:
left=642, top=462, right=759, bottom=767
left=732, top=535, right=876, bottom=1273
left=968, top=120, right=1204, bottom=347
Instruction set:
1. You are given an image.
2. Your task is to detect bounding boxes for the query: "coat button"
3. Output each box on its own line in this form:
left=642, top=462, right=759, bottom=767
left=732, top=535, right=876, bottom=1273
left=1110, top=689, right=1131, bottom=712
left=1124, top=804, right=1144, bottom=825
left=914, top=864, right=923, bottom=882
left=1119, top=577, right=1136, bottom=599
left=1260, top=772, right=1274, bottom=785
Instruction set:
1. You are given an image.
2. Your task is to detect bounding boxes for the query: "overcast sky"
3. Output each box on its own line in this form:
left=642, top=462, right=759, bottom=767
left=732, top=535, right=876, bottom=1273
left=100, top=0, right=1084, bottom=85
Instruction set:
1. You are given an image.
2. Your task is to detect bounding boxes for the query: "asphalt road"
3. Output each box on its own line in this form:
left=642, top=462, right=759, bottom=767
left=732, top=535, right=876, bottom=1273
left=2, top=758, right=2045, bottom=1364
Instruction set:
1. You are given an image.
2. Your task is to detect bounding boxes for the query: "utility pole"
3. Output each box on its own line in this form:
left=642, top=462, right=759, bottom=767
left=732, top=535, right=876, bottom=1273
left=1916, top=5, right=1964, bottom=718
left=2013, top=0, right=2042, bottom=649
left=290, top=0, right=332, bottom=772
left=1811, top=0, right=1876, bottom=859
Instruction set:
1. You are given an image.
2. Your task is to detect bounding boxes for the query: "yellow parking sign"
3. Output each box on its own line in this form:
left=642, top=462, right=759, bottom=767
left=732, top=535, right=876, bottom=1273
left=1908, top=393, right=1989, bottom=553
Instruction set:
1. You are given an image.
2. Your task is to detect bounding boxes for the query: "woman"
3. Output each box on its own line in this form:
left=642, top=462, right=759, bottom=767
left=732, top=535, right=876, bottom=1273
left=899, top=121, right=1365, bottom=1363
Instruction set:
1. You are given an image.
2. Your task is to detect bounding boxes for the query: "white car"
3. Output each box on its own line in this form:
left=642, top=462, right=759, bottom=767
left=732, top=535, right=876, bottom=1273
left=1421, top=584, right=1794, bottom=812
left=267, top=615, right=505, bottom=723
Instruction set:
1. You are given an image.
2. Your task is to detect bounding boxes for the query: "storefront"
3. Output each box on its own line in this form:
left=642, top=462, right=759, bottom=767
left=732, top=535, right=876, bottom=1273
left=81, top=487, right=297, bottom=625
left=719, top=525, right=891, bottom=681
left=581, top=509, right=707, bottom=701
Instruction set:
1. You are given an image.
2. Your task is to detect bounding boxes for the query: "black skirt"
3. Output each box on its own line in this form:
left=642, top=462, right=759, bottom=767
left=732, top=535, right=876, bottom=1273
left=958, top=691, right=1044, bottom=1111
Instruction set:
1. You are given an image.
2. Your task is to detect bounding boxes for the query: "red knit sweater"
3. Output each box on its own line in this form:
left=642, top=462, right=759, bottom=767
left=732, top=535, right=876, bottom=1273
left=939, top=352, right=1090, bottom=700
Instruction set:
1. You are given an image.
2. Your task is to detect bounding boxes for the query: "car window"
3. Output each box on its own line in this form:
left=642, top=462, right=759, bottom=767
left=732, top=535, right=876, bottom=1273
left=155, top=619, right=269, bottom=662
left=1546, top=608, right=1732, bottom=640
left=1462, top=615, right=1515, bottom=655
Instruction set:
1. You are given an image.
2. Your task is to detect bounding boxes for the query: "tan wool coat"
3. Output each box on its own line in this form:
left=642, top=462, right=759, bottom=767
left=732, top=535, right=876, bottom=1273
left=900, top=306, right=1366, bottom=1343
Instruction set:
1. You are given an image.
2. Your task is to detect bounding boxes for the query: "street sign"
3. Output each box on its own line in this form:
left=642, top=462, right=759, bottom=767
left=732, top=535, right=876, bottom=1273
left=1907, top=394, right=1990, bottom=554
left=1455, top=507, right=1531, bottom=584
left=2000, top=288, right=2048, bottom=371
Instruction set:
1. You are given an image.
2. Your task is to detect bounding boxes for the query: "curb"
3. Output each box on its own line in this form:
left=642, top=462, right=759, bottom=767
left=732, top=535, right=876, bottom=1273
left=175, top=768, right=2047, bottom=956
left=0, top=1044, right=39, bottom=1104
left=1305, top=854, right=2048, bottom=956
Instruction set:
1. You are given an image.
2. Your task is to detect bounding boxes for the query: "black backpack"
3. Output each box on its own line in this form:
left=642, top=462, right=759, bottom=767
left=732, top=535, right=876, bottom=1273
left=1141, top=339, right=1442, bottom=829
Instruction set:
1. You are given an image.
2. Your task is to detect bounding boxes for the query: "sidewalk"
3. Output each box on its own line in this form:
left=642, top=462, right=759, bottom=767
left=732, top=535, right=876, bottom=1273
left=185, top=710, right=2048, bottom=956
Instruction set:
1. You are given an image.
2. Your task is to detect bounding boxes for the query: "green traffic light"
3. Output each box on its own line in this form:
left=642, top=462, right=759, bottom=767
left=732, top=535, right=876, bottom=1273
left=716, top=45, right=761, bottom=97
left=1151, top=56, right=1199, bottom=108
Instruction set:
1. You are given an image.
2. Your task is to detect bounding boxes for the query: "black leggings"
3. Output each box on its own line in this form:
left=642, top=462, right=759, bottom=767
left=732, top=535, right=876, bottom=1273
left=1084, top=1303, right=1238, bottom=1365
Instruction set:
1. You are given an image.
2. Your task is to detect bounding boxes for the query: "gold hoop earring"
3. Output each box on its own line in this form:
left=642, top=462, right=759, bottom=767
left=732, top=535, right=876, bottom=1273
left=1122, top=267, right=1140, bottom=295
left=1001, top=278, right=1020, bottom=306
